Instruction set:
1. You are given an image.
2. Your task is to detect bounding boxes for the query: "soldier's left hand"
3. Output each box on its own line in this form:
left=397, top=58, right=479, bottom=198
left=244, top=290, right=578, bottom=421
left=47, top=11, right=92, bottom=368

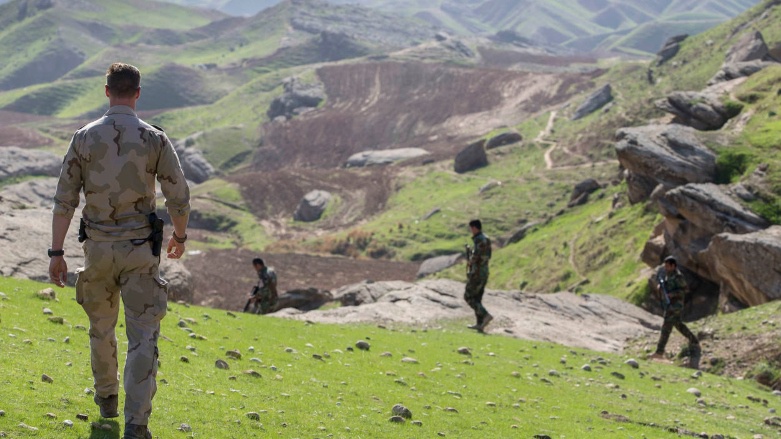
left=166, top=237, right=185, bottom=259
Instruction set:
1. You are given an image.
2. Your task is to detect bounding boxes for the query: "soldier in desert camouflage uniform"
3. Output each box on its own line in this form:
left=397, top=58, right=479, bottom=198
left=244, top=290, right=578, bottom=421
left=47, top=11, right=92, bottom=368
left=49, top=63, right=190, bottom=439
left=246, top=257, right=278, bottom=315
left=465, top=219, right=494, bottom=332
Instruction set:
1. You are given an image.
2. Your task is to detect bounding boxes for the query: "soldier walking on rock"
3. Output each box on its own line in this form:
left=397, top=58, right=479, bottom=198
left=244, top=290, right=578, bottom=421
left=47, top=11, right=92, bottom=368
left=48, top=63, right=190, bottom=439
left=649, top=256, right=700, bottom=367
left=245, top=257, right=278, bottom=315
left=465, top=219, right=493, bottom=332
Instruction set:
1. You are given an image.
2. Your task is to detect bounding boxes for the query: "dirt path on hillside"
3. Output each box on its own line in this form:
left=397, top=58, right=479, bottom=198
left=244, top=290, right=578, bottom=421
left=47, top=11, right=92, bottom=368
left=538, top=111, right=618, bottom=170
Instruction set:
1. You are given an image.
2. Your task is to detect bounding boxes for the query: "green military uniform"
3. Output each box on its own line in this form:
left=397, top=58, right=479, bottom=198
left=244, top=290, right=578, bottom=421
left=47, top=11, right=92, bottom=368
left=465, top=231, right=491, bottom=326
left=53, top=105, right=190, bottom=426
left=250, top=266, right=278, bottom=315
left=654, top=268, right=699, bottom=355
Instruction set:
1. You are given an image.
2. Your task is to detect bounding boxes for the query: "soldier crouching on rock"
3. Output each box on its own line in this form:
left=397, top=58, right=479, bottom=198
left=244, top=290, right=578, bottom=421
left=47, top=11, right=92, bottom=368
left=244, top=257, right=278, bottom=315
left=648, top=256, right=701, bottom=367
left=465, top=219, right=493, bottom=332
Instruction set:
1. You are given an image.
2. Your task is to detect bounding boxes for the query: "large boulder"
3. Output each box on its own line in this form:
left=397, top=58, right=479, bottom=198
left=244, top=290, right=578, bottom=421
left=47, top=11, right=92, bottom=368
left=294, top=190, right=332, bottom=222
left=159, top=259, right=194, bottom=303
left=277, top=279, right=659, bottom=353
left=655, top=90, right=741, bottom=131
left=702, top=226, right=781, bottom=308
left=276, top=288, right=333, bottom=311
left=267, top=77, right=325, bottom=120
left=656, top=34, right=688, bottom=66
left=571, top=84, right=613, bottom=121
left=454, top=141, right=488, bottom=173
left=568, top=178, right=601, bottom=208
left=345, top=148, right=429, bottom=167
left=0, top=178, right=71, bottom=209
left=615, top=125, right=716, bottom=203
left=505, top=221, right=540, bottom=245
left=416, top=254, right=463, bottom=279
left=0, top=146, right=61, bottom=180
left=708, top=31, right=779, bottom=85
left=172, top=134, right=216, bottom=184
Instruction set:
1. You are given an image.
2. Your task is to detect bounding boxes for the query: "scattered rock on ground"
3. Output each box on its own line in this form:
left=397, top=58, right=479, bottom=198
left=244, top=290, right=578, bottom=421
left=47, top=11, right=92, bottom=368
left=294, top=190, right=332, bottom=222
left=345, top=148, right=429, bottom=167
left=454, top=142, right=488, bottom=174
left=416, top=254, right=463, bottom=279
left=571, top=84, right=613, bottom=121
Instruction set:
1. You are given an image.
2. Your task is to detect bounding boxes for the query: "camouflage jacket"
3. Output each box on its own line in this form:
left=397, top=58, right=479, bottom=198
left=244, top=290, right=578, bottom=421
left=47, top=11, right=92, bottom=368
left=256, top=266, right=278, bottom=298
left=53, top=105, right=190, bottom=241
left=468, top=232, right=492, bottom=275
left=660, top=269, right=688, bottom=299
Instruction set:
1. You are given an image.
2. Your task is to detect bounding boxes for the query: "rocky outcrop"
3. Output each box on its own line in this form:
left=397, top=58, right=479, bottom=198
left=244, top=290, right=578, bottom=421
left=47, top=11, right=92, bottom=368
left=454, top=142, right=488, bottom=173
left=486, top=132, right=522, bottom=149
left=277, top=279, right=659, bottom=353
left=571, top=84, right=613, bottom=121
left=172, top=134, right=216, bottom=184
left=709, top=31, right=779, bottom=85
left=276, top=288, right=333, bottom=311
left=656, top=34, right=688, bottom=66
left=267, top=77, right=325, bottom=121
left=294, top=190, right=332, bottom=222
left=0, top=146, right=61, bottom=180
left=655, top=90, right=742, bottom=131
left=615, top=125, right=716, bottom=203
left=416, top=254, right=463, bottom=278
left=506, top=221, right=540, bottom=245
left=345, top=148, right=429, bottom=167
left=702, top=226, right=781, bottom=307
left=568, top=178, right=601, bottom=207
left=0, top=178, right=75, bottom=209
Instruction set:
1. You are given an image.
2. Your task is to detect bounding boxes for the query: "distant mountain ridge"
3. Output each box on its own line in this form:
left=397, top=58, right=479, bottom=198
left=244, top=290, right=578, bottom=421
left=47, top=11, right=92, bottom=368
left=159, top=0, right=761, bottom=54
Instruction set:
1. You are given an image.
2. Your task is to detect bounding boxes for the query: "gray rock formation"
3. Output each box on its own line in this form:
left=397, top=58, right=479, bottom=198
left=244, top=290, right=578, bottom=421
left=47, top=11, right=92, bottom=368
left=159, top=259, right=194, bottom=303
left=267, top=77, right=325, bottom=121
left=172, top=134, right=216, bottom=184
left=702, top=226, right=781, bottom=307
left=506, top=222, right=540, bottom=245
left=568, top=178, right=601, bottom=207
left=454, top=142, right=488, bottom=174
left=571, top=84, right=613, bottom=121
left=277, top=279, right=659, bottom=353
left=708, top=31, right=779, bottom=85
left=615, top=125, right=717, bottom=203
left=486, top=132, right=522, bottom=149
left=655, top=90, right=741, bottom=131
left=0, top=178, right=77, bottom=209
left=0, top=147, right=61, bottom=180
left=294, top=190, right=332, bottom=222
left=416, top=254, right=463, bottom=279
left=276, top=288, right=333, bottom=311
left=345, top=148, right=429, bottom=167
left=656, top=34, right=688, bottom=66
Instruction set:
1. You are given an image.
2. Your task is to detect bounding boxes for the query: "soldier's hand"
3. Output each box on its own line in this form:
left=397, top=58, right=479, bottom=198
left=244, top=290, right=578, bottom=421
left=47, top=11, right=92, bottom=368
left=49, top=256, right=68, bottom=288
left=166, top=237, right=185, bottom=259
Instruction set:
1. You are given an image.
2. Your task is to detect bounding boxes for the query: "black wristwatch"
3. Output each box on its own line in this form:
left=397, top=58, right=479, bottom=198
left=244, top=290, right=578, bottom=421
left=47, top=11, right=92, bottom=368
left=48, top=248, right=65, bottom=258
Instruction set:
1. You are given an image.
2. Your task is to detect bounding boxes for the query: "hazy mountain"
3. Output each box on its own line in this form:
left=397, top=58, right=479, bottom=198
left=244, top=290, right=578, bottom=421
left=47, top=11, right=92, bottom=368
left=161, top=0, right=761, bottom=54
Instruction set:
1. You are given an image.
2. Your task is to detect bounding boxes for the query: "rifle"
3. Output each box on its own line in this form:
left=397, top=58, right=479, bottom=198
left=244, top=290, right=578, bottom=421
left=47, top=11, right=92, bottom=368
left=243, top=286, right=260, bottom=313
left=465, top=244, right=472, bottom=276
left=656, top=272, right=671, bottom=310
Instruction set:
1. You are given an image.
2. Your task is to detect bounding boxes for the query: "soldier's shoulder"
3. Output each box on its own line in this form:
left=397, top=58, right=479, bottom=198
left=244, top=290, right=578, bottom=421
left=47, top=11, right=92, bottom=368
left=150, top=124, right=165, bottom=132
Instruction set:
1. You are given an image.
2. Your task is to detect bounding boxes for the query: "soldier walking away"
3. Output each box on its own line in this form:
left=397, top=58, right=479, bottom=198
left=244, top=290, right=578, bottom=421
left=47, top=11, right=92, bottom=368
left=648, top=256, right=701, bottom=368
left=465, top=219, right=493, bottom=332
left=244, top=257, right=278, bottom=315
left=48, top=63, right=191, bottom=439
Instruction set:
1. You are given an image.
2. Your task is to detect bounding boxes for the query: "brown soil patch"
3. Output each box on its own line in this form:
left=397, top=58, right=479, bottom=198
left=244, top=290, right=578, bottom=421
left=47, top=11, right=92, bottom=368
left=184, top=249, right=419, bottom=311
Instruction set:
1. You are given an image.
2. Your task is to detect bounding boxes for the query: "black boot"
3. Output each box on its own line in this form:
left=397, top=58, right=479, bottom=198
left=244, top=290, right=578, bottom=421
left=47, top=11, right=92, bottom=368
left=93, top=394, right=119, bottom=418
left=123, top=424, right=152, bottom=439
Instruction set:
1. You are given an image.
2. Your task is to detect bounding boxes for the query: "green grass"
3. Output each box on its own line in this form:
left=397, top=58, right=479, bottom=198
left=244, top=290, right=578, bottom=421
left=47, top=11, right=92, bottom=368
left=1, top=276, right=779, bottom=438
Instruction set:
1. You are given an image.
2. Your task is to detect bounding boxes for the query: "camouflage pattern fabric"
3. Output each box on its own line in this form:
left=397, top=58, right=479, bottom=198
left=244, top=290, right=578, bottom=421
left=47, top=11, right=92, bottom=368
left=464, top=232, right=491, bottom=324
left=655, top=269, right=699, bottom=353
left=250, top=267, right=278, bottom=315
left=53, top=105, right=190, bottom=241
left=76, top=239, right=167, bottom=425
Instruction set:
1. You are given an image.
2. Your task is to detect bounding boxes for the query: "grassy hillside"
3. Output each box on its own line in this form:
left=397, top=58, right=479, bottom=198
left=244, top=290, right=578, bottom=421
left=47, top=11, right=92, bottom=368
left=1, top=276, right=779, bottom=438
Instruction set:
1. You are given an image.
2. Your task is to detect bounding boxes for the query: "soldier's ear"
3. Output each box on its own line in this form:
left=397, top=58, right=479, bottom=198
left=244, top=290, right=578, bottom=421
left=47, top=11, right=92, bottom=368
left=105, top=85, right=110, bottom=98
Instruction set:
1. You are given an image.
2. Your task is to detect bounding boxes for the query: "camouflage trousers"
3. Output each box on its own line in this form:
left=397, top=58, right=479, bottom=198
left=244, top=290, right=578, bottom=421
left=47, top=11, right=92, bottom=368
left=249, top=293, right=277, bottom=315
left=75, top=239, right=168, bottom=426
left=464, top=270, right=489, bottom=324
left=655, top=299, right=699, bottom=354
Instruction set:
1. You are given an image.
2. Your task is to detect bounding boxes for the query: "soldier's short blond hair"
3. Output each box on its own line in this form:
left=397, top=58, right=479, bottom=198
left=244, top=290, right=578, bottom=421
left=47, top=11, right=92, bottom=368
left=106, top=63, right=140, bottom=98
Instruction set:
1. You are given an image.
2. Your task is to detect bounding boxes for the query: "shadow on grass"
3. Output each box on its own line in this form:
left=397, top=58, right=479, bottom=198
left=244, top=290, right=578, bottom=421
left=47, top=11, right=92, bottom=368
left=89, top=419, right=120, bottom=439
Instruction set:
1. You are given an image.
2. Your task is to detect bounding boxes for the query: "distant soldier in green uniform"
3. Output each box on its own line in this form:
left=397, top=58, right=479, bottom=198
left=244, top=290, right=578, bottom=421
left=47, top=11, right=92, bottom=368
left=649, top=256, right=700, bottom=366
left=245, top=257, right=278, bottom=315
left=465, top=219, right=493, bottom=332
left=49, top=63, right=191, bottom=439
